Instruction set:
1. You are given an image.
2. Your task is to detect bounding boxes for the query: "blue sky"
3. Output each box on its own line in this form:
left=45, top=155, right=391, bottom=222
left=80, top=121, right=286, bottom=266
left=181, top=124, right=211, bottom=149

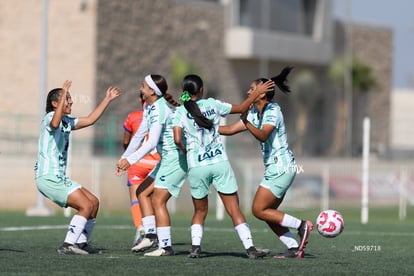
left=334, top=0, right=414, bottom=89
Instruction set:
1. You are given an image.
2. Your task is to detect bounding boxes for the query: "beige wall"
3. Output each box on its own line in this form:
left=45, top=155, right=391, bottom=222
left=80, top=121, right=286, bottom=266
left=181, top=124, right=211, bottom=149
left=0, top=0, right=97, bottom=142
left=391, top=90, right=414, bottom=149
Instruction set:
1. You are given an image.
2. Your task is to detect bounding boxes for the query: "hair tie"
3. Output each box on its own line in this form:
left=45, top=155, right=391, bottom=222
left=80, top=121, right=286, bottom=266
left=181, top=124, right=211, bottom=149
left=180, top=91, right=191, bottom=103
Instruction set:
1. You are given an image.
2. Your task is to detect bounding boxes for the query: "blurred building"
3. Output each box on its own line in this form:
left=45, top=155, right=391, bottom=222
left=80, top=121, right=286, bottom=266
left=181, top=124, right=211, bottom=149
left=0, top=0, right=398, bottom=211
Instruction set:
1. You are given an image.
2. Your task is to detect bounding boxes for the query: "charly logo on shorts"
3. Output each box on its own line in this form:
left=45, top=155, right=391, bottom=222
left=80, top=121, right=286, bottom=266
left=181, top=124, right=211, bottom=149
left=64, top=178, right=72, bottom=187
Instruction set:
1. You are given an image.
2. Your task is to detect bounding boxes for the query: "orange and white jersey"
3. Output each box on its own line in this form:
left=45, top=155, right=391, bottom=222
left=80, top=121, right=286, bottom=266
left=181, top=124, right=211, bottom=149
left=123, top=109, right=160, bottom=170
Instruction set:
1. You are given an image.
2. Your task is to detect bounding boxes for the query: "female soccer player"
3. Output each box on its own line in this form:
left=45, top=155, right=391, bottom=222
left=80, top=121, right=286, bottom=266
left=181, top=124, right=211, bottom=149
left=172, top=74, right=274, bottom=259
left=117, top=74, right=186, bottom=257
left=34, top=80, right=121, bottom=254
left=219, top=67, right=313, bottom=259
left=122, top=92, right=160, bottom=249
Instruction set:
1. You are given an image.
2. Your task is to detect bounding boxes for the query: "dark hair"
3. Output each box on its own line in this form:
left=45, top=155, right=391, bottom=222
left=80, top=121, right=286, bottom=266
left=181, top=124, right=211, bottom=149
left=45, top=88, right=62, bottom=113
left=150, top=74, right=180, bottom=107
left=182, top=74, right=213, bottom=130
left=255, top=66, right=293, bottom=101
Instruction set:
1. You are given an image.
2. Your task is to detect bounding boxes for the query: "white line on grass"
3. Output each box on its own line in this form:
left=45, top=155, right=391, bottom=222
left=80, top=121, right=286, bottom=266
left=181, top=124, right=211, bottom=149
left=1, top=225, right=413, bottom=237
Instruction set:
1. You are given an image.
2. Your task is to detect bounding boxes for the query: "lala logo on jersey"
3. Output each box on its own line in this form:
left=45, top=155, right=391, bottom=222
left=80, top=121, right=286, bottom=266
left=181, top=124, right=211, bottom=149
left=198, top=149, right=222, bottom=162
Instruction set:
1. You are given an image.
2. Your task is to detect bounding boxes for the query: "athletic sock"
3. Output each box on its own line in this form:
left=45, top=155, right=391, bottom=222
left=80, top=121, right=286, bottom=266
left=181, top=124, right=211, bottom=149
left=130, top=200, right=142, bottom=228
left=279, top=231, right=299, bottom=249
left=190, top=224, right=203, bottom=246
left=64, top=215, right=87, bottom=245
left=76, top=218, right=96, bottom=244
left=142, top=215, right=156, bottom=235
left=280, top=214, right=302, bottom=229
left=157, top=226, right=171, bottom=248
left=235, top=223, right=254, bottom=250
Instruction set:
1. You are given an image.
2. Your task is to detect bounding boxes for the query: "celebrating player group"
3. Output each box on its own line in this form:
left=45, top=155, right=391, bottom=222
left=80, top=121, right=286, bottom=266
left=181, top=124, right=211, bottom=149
left=35, top=67, right=316, bottom=259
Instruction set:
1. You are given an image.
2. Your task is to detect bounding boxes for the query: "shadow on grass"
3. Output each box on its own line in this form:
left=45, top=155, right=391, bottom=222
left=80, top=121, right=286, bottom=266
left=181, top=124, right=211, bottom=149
left=0, top=248, right=25, bottom=253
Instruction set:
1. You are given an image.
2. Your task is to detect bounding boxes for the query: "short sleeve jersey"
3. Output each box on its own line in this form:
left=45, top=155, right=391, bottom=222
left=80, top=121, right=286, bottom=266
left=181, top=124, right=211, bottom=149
left=123, top=109, right=160, bottom=168
left=247, top=102, right=295, bottom=167
left=34, top=112, right=78, bottom=178
left=144, top=97, right=177, bottom=158
left=173, top=98, right=232, bottom=168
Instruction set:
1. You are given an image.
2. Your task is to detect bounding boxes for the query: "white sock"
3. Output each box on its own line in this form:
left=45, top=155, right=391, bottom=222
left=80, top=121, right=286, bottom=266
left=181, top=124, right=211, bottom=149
left=157, top=226, right=171, bottom=248
left=191, top=224, right=203, bottom=246
left=234, top=223, right=254, bottom=250
left=77, top=218, right=96, bottom=244
left=280, top=214, right=302, bottom=229
left=279, top=231, right=299, bottom=249
left=142, top=216, right=156, bottom=235
left=64, top=215, right=87, bottom=245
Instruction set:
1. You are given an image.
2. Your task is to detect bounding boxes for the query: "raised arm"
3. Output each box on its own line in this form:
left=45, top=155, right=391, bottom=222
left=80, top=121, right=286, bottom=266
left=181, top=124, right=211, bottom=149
left=50, top=80, right=72, bottom=130
left=74, top=86, right=121, bottom=130
left=218, top=120, right=247, bottom=136
left=230, top=80, right=274, bottom=114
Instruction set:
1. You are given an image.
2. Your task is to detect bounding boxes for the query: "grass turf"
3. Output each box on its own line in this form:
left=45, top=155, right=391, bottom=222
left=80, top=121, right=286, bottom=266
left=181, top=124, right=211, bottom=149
left=1, top=207, right=413, bottom=275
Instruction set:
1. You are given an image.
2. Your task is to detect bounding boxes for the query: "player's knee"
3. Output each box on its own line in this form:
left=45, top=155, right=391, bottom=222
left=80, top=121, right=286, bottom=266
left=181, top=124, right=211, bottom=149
left=251, top=204, right=263, bottom=219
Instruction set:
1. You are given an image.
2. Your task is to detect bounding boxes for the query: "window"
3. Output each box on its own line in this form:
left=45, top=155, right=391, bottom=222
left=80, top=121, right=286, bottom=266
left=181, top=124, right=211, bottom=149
left=239, top=0, right=316, bottom=35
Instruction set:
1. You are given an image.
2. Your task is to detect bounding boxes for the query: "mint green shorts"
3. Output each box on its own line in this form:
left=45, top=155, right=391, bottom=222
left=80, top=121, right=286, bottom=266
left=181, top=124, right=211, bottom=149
left=154, top=151, right=187, bottom=198
left=260, top=164, right=296, bottom=198
left=188, top=161, right=238, bottom=199
left=35, top=174, right=81, bottom=207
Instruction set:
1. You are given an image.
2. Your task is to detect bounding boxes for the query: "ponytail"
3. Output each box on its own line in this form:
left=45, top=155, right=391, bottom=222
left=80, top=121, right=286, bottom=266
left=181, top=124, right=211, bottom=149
left=256, top=66, right=293, bottom=101
left=181, top=75, right=213, bottom=130
left=271, top=66, right=293, bottom=94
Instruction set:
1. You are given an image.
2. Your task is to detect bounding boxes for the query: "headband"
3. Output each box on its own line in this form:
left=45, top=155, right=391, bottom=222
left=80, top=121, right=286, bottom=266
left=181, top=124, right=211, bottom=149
left=145, top=75, right=162, bottom=96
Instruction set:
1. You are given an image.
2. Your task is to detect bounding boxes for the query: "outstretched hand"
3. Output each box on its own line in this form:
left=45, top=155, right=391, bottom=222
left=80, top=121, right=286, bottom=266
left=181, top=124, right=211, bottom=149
left=106, top=86, right=122, bottom=101
left=255, top=79, right=275, bottom=95
left=61, top=80, right=72, bottom=94
left=115, top=158, right=131, bottom=176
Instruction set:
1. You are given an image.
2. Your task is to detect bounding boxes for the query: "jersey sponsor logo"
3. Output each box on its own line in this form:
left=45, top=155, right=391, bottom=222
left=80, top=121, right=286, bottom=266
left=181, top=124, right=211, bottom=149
left=202, top=109, right=216, bottom=117
left=198, top=149, right=222, bottom=162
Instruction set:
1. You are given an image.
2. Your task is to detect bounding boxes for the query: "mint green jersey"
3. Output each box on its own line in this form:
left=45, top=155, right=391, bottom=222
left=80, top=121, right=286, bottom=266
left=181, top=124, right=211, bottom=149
left=247, top=102, right=295, bottom=167
left=173, top=98, right=232, bottom=168
left=144, top=97, right=177, bottom=157
left=34, top=112, right=78, bottom=178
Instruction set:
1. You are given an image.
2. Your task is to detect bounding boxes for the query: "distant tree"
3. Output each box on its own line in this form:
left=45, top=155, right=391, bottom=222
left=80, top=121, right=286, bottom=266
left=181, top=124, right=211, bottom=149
left=171, top=54, right=200, bottom=89
left=328, top=58, right=377, bottom=156
left=291, top=69, right=321, bottom=155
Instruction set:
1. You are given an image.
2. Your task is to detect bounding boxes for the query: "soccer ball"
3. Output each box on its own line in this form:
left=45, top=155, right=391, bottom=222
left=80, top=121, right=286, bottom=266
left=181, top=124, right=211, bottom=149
left=316, top=209, right=344, bottom=238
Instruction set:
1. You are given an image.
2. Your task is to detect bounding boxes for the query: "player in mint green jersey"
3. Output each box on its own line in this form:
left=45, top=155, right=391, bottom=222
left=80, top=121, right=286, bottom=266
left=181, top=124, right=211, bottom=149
left=173, top=74, right=274, bottom=259
left=34, top=80, right=121, bottom=255
left=117, top=74, right=185, bottom=257
left=219, top=67, right=313, bottom=259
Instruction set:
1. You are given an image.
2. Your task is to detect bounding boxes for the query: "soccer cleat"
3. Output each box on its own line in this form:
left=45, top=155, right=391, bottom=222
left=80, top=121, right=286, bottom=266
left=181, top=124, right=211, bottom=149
left=57, top=243, right=89, bottom=255
left=298, top=220, right=313, bottom=252
left=274, top=247, right=303, bottom=259
left=132, top=226, right=145, bottom=246
left=256, top=247, right=271, bottom=255
left=245, top=246, right=267, bottom=259
left=188, top=245, right=201, bottom=258
left=131, top=234, right=158, bottom=252
left=76, top=242, right=102, bottom=254
left=144, top=246, right=174, bottom=257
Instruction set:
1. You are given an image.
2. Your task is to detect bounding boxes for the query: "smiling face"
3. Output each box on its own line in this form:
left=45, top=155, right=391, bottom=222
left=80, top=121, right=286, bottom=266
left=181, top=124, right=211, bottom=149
left=52, top=90, right=73, bottom=114
left=139, top=80, right=158, bottom=104
left=247, top=81, right=266, bottom=104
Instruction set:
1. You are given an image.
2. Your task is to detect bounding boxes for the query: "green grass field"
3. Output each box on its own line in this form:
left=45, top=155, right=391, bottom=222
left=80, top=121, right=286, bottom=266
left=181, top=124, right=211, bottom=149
left=1, top=207, right=413, bottom=275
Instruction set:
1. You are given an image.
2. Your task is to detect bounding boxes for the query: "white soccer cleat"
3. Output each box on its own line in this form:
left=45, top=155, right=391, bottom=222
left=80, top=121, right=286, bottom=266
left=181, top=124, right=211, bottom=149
left=131, top=236, right=157, bottom=252
left=144, top=246, right=174, bottom=257
left=57, top=243, right=89, bottom=255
